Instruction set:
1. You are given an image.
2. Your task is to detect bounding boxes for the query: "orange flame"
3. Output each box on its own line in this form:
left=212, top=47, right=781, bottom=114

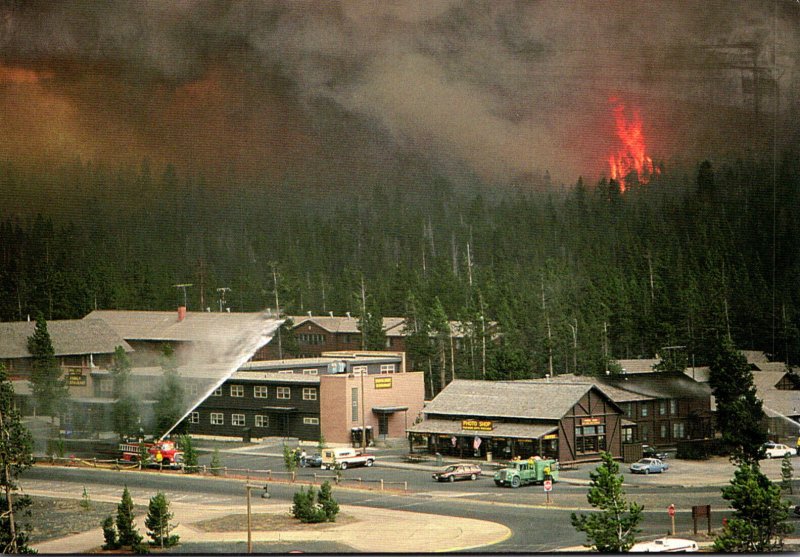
left=607, top=97, right=657, bottom=191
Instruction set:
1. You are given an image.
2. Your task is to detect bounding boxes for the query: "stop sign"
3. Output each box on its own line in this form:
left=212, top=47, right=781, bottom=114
left=543, top=479, right=553, bottom=492
left=668, top=504, right=675, bottom=517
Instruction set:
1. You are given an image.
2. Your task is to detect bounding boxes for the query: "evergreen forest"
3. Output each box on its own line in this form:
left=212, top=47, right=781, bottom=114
left=1, top=152, right=799, bottom=392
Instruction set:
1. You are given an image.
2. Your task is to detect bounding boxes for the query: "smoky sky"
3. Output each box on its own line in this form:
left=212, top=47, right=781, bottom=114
left=0, top=0, right=796, bottom=186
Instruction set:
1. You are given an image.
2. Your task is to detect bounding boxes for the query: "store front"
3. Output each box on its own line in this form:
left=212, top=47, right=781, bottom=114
left=406, top=380, right=624, bottom=464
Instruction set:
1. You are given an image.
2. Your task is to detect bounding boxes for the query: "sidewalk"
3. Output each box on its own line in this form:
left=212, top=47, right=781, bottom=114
left=28, top=487, right=511, bottom=554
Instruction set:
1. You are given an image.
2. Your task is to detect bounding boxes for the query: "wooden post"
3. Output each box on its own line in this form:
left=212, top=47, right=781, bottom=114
left=246, top=485, right=252, bottom=554
left=380, top=479, right=384, bottom=491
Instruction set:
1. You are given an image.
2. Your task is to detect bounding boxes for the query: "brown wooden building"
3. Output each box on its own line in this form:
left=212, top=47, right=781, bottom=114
left=407, top=379, right=625, bottom=463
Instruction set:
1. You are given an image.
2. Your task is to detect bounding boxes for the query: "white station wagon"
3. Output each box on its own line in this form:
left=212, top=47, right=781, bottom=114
left=763, top=443, right=796, bottom=459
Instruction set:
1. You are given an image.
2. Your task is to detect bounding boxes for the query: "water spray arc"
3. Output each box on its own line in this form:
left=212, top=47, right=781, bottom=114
left=157, top=314, right=284, bottom=441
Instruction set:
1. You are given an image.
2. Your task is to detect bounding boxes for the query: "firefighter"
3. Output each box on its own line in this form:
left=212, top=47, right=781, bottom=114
left=155, top=450, right=163, bottom=468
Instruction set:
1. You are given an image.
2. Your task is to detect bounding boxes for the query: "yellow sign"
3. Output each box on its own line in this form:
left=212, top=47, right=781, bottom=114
left=461, top=419, right=493, bottom=432
left=374, top=377, right=393, bottom=389
left=543, top=433, right=558, bottom=440
left=581, top=417, right=602, bottom=426
left=67, top=374, right=86, bottom=386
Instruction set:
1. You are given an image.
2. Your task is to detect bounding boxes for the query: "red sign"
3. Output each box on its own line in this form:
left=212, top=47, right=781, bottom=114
left=543, top=480, right=553, bottom=492
left=668, top=504, right=675, bottom=517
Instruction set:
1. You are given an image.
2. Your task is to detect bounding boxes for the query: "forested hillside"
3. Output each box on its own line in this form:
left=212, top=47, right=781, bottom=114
left=1, top=153, right=799, bottom=390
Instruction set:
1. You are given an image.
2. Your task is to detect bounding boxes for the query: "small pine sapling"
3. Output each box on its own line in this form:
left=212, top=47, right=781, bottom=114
left=210, top=448, right=223, bottom=476
left=116, top=486, right=143, bottom=548
left=318, top=481, right=340, bottom=522
left=781, top=454, right=793, bottom=495
left=145, top=492, right=179, bottom=548
left=102, top=516, right=119, bottom=550
left=80, top=486, right=91, bottom=510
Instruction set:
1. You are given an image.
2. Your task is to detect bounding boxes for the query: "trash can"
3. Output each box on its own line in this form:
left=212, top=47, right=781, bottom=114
left=435, top=452, right=443, bottom=466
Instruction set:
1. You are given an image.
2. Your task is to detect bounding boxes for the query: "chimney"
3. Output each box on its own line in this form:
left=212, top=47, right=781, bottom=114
left=178, top=306, right=187, bottom=322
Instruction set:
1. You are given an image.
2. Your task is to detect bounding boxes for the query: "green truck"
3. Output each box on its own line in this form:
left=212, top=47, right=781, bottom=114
left=493, top=458, right=559, bottom=488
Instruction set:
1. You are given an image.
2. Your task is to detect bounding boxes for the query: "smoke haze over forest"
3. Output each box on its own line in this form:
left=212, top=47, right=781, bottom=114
left=0, top=0, right=797, bottom=190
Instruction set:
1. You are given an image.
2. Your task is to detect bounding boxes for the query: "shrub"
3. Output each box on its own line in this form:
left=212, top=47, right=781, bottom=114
left=210, top=448, right=222, bottom=476
left=318, top=481, right=340, bottom=522
left=116, top=486, right=143, bottom=548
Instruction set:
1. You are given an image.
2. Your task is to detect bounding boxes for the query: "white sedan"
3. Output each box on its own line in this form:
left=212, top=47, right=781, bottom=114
left=764, top=444, right=796, bottom=459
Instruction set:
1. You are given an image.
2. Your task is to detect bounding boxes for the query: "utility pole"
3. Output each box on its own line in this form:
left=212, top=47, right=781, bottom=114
left=173, top=283, right=193, bottom=309
left=360, top=276, right=367, bottom=450
left=217, top=287, right=231, bottom=312
left=271, top=264, right=283, bottom=359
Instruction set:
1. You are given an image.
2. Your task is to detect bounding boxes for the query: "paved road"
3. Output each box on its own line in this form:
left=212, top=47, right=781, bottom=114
left=21, top=464, right=748, bottom=553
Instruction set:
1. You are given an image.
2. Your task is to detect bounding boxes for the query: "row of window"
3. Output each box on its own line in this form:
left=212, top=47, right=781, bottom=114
left=633, top=422, right=686, bottom=443
left=211, top=385, right=317, bottom=400
left=189, top=412, right=319, bottom=427
left=623, top=399, right=679, bottom=418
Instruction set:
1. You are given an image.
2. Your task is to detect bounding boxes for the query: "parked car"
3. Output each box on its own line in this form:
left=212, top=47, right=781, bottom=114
left=763, top=443, right=797, bottom=459
left=631, top=537, right=698, bottom=552
left=794, top=504, right=800, bottom=517
left=630, top=458, right=669, bottom=474
left=301, top=453, right=322, bottom=468
left=642, top=444, right=668, bottom=460
left=432, top=463, right=482, bottom=482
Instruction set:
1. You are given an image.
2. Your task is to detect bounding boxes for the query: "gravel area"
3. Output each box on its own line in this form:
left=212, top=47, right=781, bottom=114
left=24, top=496, right=147, bottom=543
left=193, top=511, right=359, bottom=532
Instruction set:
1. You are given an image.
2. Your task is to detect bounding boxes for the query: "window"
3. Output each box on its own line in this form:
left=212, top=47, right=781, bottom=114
left=189, top=412, right=199, bottom=424
left=278, top=370, right=293, bottom=374
left=351, top=387, right=359, bottom=422
left=303, top=417, right=320, bottom=425
left=380, top=364, right=396, bottom=374
left=352, top=366, right=367, bottom=376
left=230, top=385, right=244, bottom=397
left=254, top=385, right=268, bottom=398
left=302, top=387, right=317, bottom=401
left=211, top=413, right=224, bottom=425
left=641, top=404, right=649, bottom=417
left=213, top=386, right=222, bottom=396
left=232, top=414, right=245, bottom=426
left=255, top=415, right=268, bottom=428
left=659, top=401, right=667, bottom=415
left=673, top=422, right=685, bottom=439
left=297, top=333, right=325, bottom=345
left=622, top=428, right=634, bottom=443
left=670, top=399, right=678, bottom=415
left=277, top=386, right=291, bottom=399
left=302, top=368, right=318, bottom=375
left=99, top=379, right=113, bottom=393
left=640, top=424, right=649, bottom=442
left=575, top=424, right=606, bottom=454
left=660, top=424, right=667, bottom=439
left=624, top=403, right=632, bottom=417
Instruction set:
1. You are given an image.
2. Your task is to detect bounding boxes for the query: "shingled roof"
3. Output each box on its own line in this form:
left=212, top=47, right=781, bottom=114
left=0, top=319, right=131, bottom=359
left=525, top=374, right=652, bottom=402
left=422, top=379, right=611, bottom=420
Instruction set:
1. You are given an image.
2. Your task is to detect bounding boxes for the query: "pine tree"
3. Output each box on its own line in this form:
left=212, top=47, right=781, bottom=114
left=571, top=452, right=643, bottom=552
left=145, top=492, right=179, bottom=548
left=110, top=346, right=140, bottom=440
left=714, top=462, right=793, bottom=552
left=0, top=365, right=35, bottom=554
left=179, top=435, right=199, bottom=474
left=101, top=515, right=119, bottom=550
left=708, top=338, right=767, bottom=463
left=317, top=481, right=339, bottom=522
left=210, top=448, right=222, bottom=476
left=116, top=486, right=143, bottom=548
left=26, top=313, right=69, bottom=421
left=781, top=454, right=793, bottom=495
left=153, top=344, right=185, bottom=437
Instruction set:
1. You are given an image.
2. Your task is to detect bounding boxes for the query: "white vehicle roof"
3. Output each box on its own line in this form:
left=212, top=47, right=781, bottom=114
left=631, top=537, right=698, bottom=552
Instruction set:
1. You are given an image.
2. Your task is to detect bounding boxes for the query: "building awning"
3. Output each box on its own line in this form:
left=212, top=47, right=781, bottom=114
left=407, top=418, right=557, bottom=440
left=260, top=406, right=298, bottom=412
left=372, top=406, right=409, bottom=414
left=621, top=419, right=637, bottom=427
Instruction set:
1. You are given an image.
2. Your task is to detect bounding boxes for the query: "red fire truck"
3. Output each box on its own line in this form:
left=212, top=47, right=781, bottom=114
left=119, top=439, right=184, bottom=469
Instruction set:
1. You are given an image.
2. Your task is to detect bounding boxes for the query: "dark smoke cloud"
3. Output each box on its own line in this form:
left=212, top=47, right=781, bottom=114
left=0, top=0, right=796, bottom=185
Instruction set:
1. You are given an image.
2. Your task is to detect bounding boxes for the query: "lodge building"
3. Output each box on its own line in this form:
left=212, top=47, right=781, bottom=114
left=407, top=380, right=626, bottom=463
